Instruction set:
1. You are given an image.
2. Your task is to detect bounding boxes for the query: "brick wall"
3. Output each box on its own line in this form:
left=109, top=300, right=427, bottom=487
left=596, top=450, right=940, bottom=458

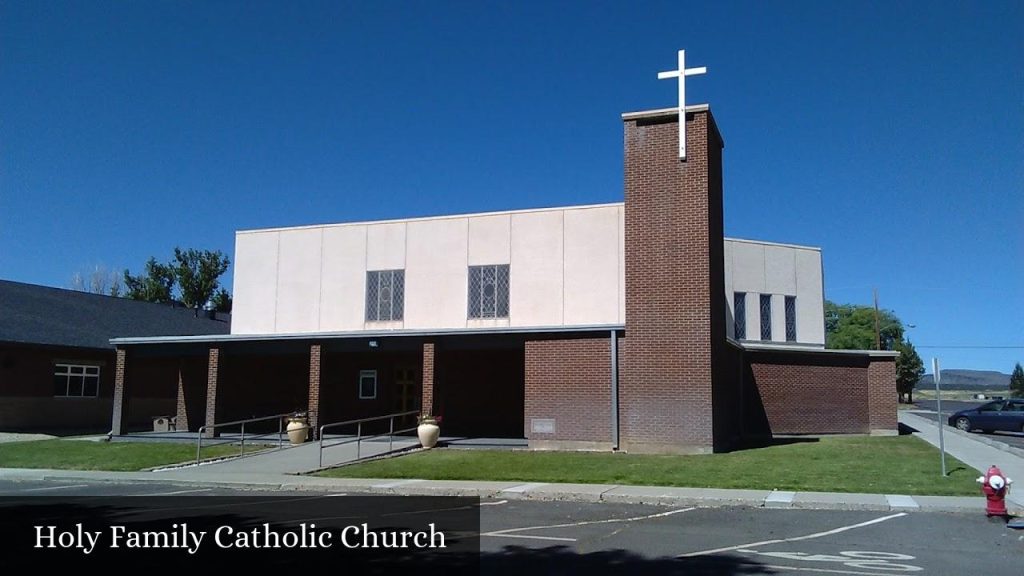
left=524, top=337, right=616, bottom=450
left=620, top=109, right=725, bottom=453
left=868, top=357, right=898, bottom=433
left=747, top=351, right=872, bottom=434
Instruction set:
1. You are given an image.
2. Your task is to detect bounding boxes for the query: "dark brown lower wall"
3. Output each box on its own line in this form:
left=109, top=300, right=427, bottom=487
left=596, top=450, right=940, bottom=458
left=0, top=344, right=115, bottom=432
left=745, top=350, right=897, bottom=435
left=524, top=338, right=613, bottom=450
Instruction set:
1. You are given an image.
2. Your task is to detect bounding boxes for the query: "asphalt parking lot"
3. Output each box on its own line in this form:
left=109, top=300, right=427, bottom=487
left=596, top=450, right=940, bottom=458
left=0, top=478, right=1020, bottom=575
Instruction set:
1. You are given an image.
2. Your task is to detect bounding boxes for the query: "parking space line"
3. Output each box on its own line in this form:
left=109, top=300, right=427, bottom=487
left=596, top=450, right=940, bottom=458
left=759, top=565, right=905, bottom=576
left=482, top=507, right=695, bottom=540
left=18, top=484, right=90, bottom=492
left=486, top=533, right=578, bottom=542
left=147, top=488, right=214, bottom=496
left=677, top=512, right=908, bottom=558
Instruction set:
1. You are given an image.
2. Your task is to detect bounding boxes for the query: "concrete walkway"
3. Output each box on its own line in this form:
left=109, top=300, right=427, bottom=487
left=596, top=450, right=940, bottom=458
left=900, top=410, right=1024, bottom=507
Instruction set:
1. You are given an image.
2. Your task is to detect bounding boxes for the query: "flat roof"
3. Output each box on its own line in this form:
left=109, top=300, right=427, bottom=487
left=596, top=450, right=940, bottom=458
left=741, top=341, right=900, bottom=358
left=110, top=323, right=625, bottom=346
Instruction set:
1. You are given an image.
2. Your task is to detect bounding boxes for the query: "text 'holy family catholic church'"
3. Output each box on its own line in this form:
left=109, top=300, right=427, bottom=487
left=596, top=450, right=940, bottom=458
left=110, top=51, right=898, bottom=454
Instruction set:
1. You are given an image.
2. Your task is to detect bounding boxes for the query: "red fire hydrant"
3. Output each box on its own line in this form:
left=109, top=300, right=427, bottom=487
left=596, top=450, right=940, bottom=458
left=977, top=465, right=1013, bottom=517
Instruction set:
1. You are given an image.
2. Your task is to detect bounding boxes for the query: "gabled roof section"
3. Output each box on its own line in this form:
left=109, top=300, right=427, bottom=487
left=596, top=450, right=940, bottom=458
left=0, top=280, right=230, bottom=350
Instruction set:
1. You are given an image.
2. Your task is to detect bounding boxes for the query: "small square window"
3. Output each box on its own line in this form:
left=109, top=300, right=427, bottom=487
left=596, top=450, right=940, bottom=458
left=366, top=270, right=404, bottom=322
left=359, top=370, right=377, bottom=400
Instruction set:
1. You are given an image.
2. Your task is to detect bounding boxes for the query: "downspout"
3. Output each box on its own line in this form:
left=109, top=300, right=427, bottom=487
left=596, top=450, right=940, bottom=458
left=611, top=329, right=620, bottom=451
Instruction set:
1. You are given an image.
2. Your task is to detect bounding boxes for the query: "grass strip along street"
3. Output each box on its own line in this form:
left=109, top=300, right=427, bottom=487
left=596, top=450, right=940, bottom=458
left=0, top=439, right=243, bottom=471
left=321, top=436, right=979, bottom=496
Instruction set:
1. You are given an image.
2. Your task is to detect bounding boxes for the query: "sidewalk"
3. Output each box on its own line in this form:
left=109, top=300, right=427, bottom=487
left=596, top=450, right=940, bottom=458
left=0, top=463, right=992, bottom=514
left=900, top=410, right=1024, bottom=507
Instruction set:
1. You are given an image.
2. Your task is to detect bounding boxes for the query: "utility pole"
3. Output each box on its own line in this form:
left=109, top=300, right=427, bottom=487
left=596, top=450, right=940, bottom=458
left=873, top=288, right=882, bottom=350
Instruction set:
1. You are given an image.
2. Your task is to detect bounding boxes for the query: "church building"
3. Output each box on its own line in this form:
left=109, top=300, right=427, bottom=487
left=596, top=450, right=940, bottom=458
left=109, top=52, right=897, bottom=454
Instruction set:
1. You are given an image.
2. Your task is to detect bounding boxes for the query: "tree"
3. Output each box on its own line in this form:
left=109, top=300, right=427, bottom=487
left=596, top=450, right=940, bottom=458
left=212, top=288, right=233, bottom=313
left=70, top=264, right=122, bottom=297
left=123, top=257, right=176, bottom=303
left=825, top=300, right=904, bottom=351
left=1011, top=363, right=1024, bottom=398
left=895, top=340, right=925, bottom=403
left=172, top=248, right=230, bottom=310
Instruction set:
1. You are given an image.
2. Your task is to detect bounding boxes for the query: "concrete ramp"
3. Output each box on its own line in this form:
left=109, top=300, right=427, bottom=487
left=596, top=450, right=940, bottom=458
left=153, top=437, right=420, bottom=478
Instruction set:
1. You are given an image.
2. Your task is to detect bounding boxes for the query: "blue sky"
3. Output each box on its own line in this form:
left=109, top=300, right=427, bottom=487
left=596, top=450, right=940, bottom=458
left=2, top=1, right=1021, bottom=372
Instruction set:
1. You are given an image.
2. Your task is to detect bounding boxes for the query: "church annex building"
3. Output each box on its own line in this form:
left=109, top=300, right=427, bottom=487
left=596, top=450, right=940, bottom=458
left=109, top=55, right=897, bottom=453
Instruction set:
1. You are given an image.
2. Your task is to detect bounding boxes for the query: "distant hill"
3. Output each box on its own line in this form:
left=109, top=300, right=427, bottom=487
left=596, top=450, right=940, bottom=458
left=918, top=369, right=1010, bottom=390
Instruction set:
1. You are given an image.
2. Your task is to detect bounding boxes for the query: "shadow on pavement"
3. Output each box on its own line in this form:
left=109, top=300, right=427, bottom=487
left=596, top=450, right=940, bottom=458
left=482, top=546, right=774, bottom=575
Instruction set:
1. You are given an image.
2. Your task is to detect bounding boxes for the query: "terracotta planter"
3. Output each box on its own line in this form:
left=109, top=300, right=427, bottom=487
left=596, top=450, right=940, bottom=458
left=286, top=418, right=309, bottom=445
left=417, top=421, right=440, bottom=449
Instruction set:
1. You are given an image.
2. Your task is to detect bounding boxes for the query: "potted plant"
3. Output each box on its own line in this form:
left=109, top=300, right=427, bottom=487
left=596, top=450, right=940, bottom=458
left=417, top=414, right=442, bottom=449
left=286, top=412, right=309, bottom=445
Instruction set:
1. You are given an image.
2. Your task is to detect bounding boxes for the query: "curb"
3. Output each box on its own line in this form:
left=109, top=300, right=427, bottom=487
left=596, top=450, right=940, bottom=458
left=0, top=469, right=991, bottom=514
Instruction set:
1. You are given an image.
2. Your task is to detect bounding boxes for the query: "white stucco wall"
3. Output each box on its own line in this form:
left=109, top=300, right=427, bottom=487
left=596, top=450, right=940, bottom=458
left=230, top=204, right=826, bottom=345
left=724, top=238, right=825, bottom=345
left=231, top=204, right=626, bottom=334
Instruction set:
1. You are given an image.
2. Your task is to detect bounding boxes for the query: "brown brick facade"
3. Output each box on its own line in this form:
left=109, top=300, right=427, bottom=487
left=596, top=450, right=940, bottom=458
left=203, top=347, right=219, bottom=436
left=111, top=348, right=128, bottom=435
left=308, top=343, right=321, bottom=437
left=422, top=342, right=434, bottom=416
left=744, top=350, right=897, bottom=435
left=868, top=357, right=898, bottom=433
left=524, top=337, right=616, bottom=450
left=620, top=109, right=725, bottom=453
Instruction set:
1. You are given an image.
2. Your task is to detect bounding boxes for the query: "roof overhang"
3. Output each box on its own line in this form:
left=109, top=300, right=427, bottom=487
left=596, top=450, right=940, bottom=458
left=110, top=324, right=626, bottom=346
left=740, top=340, right=900, bottom=358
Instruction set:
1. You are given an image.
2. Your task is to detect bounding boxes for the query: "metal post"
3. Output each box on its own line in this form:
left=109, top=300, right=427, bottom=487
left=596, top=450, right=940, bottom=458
left=934, top=358, right=947, bottom=476
left=196, top=427, right=203, bottom=464
left=389, top=416, right=394, bottom=453
left=357, top=422, right=362, bottom=459
left=610, top=329, right=619, bottom=450
left=318, top=426, right=324, bottom=469
left=278, top=417, right=283, bottom=449
left=240, top=422, right=246, bottom=456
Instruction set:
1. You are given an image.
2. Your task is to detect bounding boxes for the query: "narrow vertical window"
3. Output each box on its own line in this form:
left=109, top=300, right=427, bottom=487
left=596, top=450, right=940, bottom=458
left=785, top=296, right=797, bottom=342
left=468, top=264, right=510, bottom=319
left=733, top=292, right=746, bottom=340
left=365, top=270, right=405, bottom=321
left=760, top=294, right=772, bottom=341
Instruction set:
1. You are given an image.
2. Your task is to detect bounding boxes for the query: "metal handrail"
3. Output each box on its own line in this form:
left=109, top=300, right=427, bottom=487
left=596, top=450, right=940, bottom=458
left=196, top=411, right=299, bottom=464
left=318, top=410, right=420, bottom=468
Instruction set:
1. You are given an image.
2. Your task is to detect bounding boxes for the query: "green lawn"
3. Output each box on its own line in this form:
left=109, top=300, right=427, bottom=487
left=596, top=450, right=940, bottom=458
left=320, top=436, right=980, bottom=496
left=0, top=439, right=244, bottom=472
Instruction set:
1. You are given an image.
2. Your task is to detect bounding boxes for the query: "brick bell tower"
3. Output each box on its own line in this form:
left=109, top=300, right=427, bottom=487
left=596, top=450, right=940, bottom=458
left=618, top=51, right=728, bottom=453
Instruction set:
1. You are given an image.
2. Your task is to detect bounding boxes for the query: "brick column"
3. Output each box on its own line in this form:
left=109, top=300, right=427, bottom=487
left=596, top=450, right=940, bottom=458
left=110, top=348, right=128, bottom=435
left=175, top=361, right=189, bottom=432
left=868, top=356, right=898, bottom=434
left=203, top=348, right=220, bottom=438
left=308, top=343, right=321, bottom=438
left=619, top=107, right=725, bottom=454
left=422, top=342, right=435, bottom=415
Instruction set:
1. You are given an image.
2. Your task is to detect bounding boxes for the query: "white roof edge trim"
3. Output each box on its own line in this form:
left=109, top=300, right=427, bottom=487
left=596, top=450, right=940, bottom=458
left=741, top=341, right=900, bottom=357
left=236, top=202, right=625, bottom=235
left=110, top=324, right=626, bottom=346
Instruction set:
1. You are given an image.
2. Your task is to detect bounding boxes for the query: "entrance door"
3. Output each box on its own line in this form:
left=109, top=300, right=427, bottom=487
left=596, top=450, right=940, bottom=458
left=394, top=366, right=419, bottom=427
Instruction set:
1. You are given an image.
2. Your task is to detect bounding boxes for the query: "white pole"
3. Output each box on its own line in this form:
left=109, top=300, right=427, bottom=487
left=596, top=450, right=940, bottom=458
left=933, top=357, right=947, bottom=476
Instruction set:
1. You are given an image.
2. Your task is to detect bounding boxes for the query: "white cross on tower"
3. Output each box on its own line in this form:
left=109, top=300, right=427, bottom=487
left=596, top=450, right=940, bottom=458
left=657, top=49, right=707, bottom=161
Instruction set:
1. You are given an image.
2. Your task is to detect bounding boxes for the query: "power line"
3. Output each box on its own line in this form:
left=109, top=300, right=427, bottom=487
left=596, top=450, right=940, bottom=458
left=915, top=345, right=1024, bottom=350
